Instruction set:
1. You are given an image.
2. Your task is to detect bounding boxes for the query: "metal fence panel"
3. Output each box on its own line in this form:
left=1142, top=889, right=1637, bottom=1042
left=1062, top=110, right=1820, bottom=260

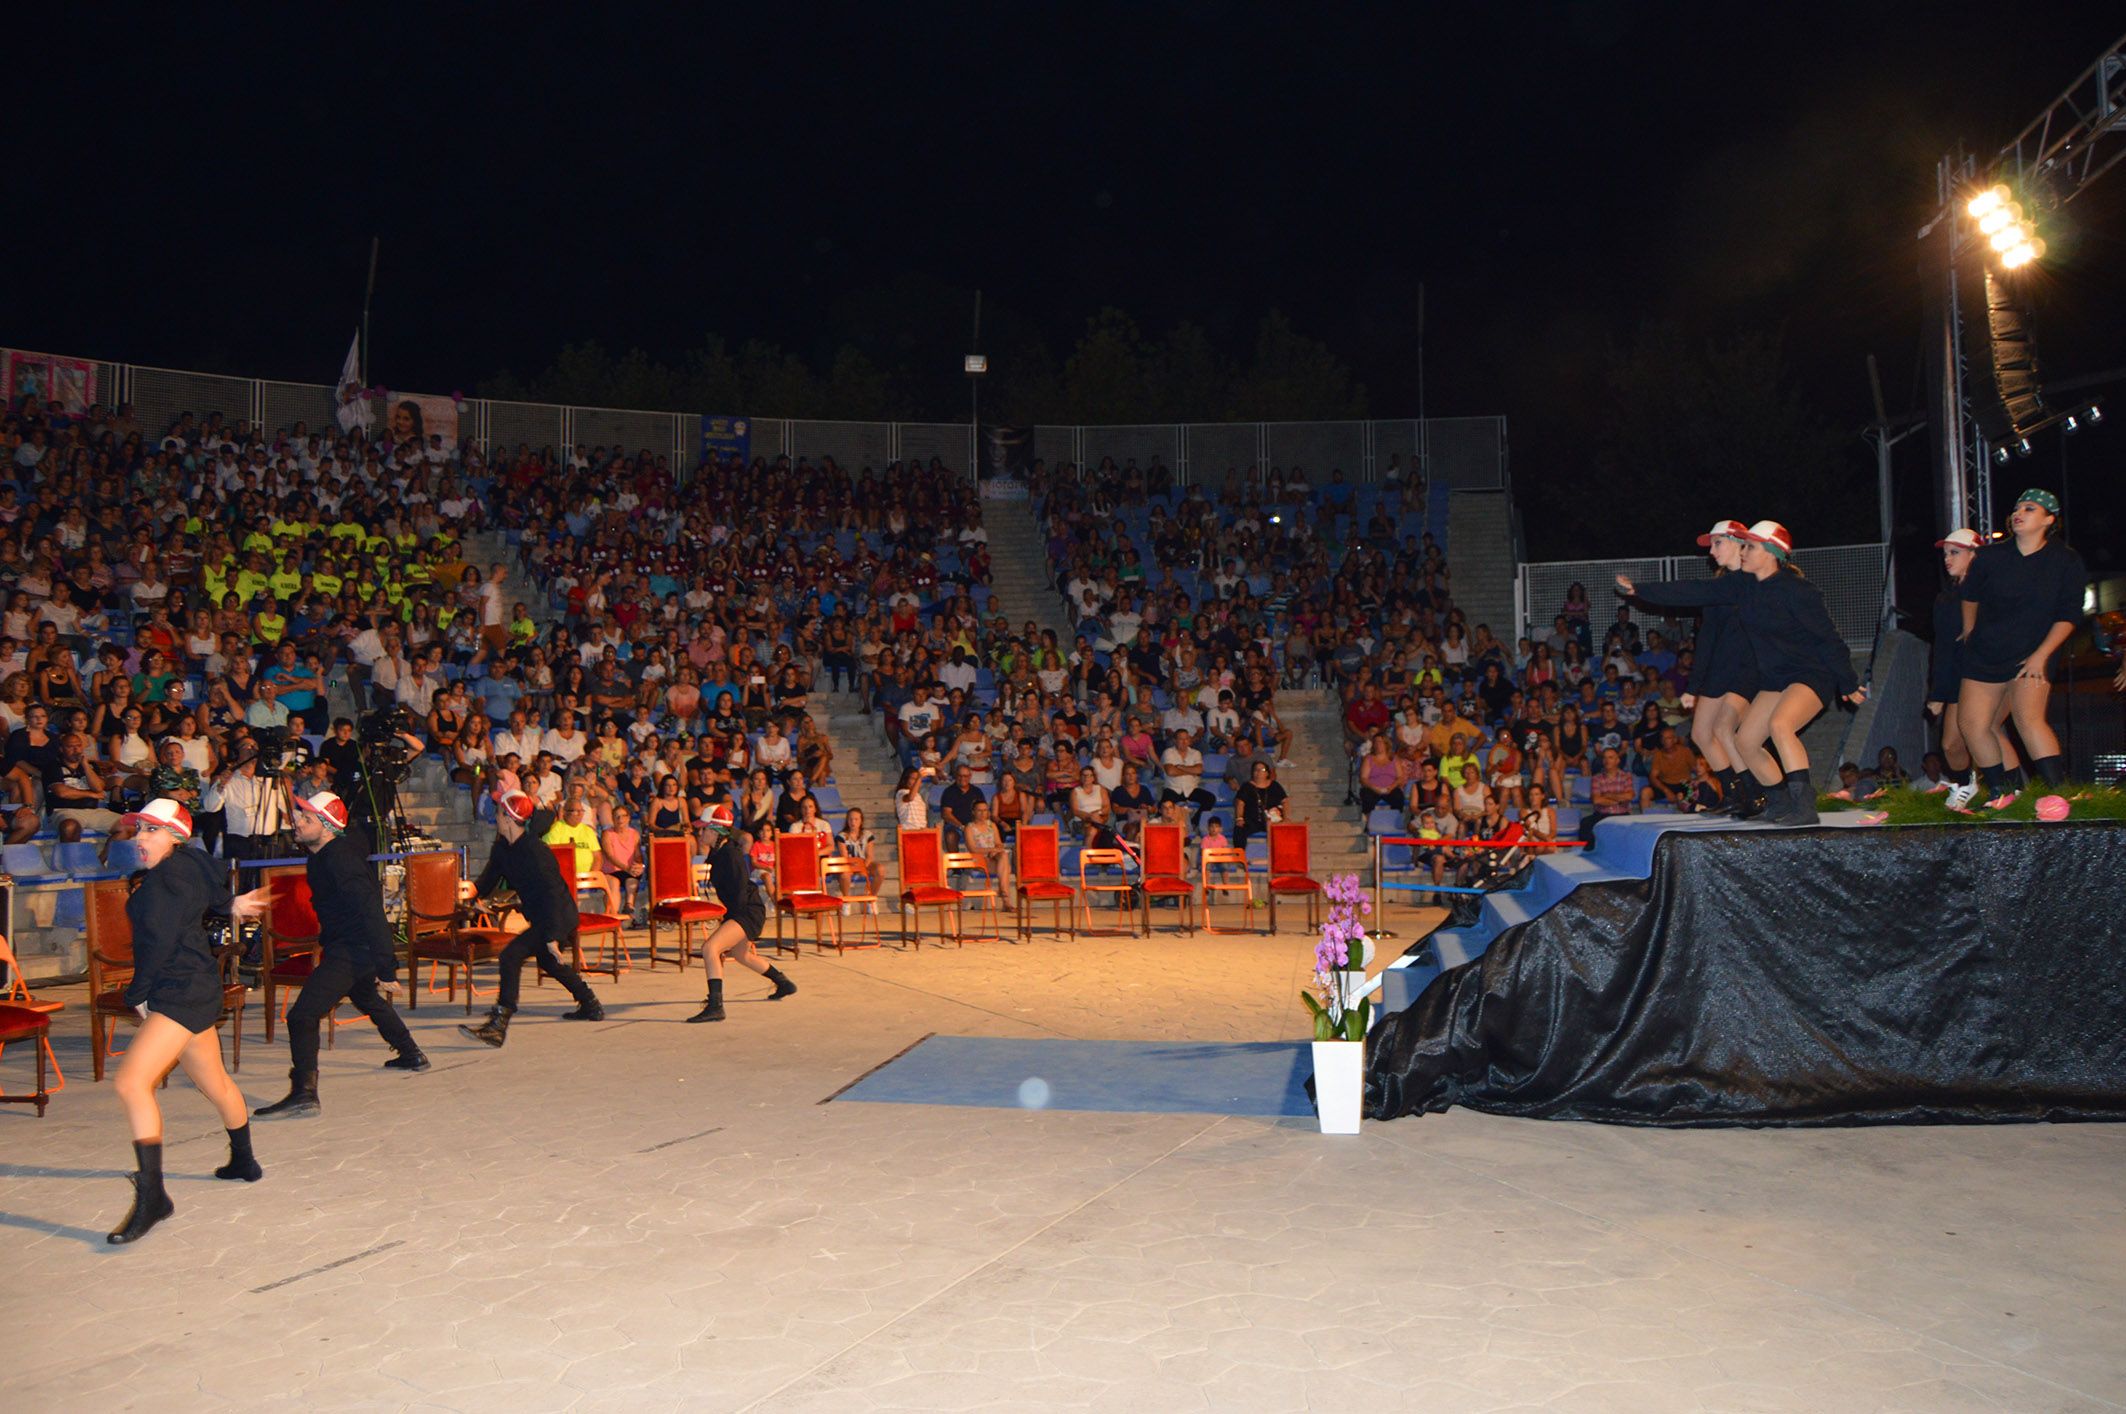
left=1033, top=426, right=1077, bottom=472
left=1187, top=423, right=1256, bottom=488
left=746, top=418, right=789, bottom=463
left=1791, top=542, right=1888, bottom=648
left=897, top=421, right=973, bottom=473
left=1428, top=416, right=1506, bottom=490
left=1372, top=419, right=1419, bottom=483
left=572, top=405, right=674, bottom=465
left=258, top=380, right=338, bottom=441
left=130, top=366, right=253, bottom=441
left=1520, top=557, right=1673, bottom=645
left=1265, top=420, right=1365, bottom=482
left=487, top=400, right=565, bottom=458
left=1081, top=424, right=1179, bottom=476
left=790, top=420, right=891, bottom=473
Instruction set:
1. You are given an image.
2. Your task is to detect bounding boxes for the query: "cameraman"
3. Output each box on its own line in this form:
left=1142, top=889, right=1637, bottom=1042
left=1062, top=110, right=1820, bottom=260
left=215, top=739, right=284, bottom=881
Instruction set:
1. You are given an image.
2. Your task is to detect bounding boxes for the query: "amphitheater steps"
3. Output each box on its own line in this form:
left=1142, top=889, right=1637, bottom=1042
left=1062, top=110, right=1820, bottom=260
left=1275, top=686, right=1378, bottom=882
left=817, top=688, right=904, bottom=905
left=985, top=492, right=1074, bottom=642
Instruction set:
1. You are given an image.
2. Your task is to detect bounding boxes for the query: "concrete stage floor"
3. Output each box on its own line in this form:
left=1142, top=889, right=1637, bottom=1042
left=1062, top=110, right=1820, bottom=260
left=3, top=907, right=2121, bottom=1412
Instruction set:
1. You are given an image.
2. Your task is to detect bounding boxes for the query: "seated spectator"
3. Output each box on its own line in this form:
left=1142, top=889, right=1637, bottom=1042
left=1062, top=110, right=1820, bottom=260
left=1640, top=726, right=1697, bottom=811
left=1581, top=747, right=1636, bottom=841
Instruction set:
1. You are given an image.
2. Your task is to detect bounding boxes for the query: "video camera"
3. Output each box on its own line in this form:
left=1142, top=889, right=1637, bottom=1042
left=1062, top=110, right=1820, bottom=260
left=246, top=726, right=314, bottom=775
left=358, top=706, right=422, bottom=786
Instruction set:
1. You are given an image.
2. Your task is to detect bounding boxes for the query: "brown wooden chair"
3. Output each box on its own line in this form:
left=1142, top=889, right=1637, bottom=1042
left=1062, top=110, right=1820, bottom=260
left=403, top=850, right=510, bottom=1014
left=1014, top=824, right=1076, bottom=942
left=896, top=828, right=962, bottom=949
left=646, top=835, right=719, bottom=969
left=257, top=864, right=330, bottom=1045
left=821, top=856, right=882, bottom=951
left=1137, top=823, right=1197, bottom=934
left=0, top=932, right=66, bottom=1094
left=86, top=877, right=245, bottom=1079
left=1078, top=847, right=1140, bottom=937
left=942, top=851, right=1004, bottom=942
left=1266, top=821, right=1323, bottom=931
left=773, top=832, right=844, bottom=954
left=551, top=843, right=630, bottom=981
left=1201, top=845, right=1262, bottom=934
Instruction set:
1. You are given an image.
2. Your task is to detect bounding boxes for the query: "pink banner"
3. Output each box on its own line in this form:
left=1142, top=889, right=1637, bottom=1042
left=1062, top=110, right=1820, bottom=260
left=5, top=351, right=98, bottom=416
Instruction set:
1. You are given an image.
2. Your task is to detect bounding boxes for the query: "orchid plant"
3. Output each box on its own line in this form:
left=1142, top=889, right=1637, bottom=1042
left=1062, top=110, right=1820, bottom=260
left=1301, top=873, right=1372, bottom=1043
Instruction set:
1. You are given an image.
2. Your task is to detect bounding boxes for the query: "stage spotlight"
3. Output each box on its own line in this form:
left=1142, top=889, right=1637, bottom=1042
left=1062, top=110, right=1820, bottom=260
left=1967, top=183, right=2011, bottom=218
left=2065, top=415, right=2080, bottom=433
left=2086, top=404, right=2103, bottom=425
left=1979, top=203, right=2022, bottom=236
left=1992, top=446, right=2013, bottom=466
left=2015, top=437, right=2034, bottom=457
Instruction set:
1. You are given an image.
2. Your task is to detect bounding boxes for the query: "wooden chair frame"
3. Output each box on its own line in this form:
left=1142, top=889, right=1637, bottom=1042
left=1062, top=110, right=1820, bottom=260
left=1266, top=821, right=1324, bottom=932
left=773, top=832, right=843, bottom=955
left=942, top=851, right=1005, bottom=943
left=1137, top=823, right=1197, bottom=935
left=821, top=856, right=882, bottom=951
left=403, top=850, right=509, bottom=1014
left=1077, top=847, right=1140, bottom=937
left=0, top=1002, right=52, bottom=1116
left=0, top=932, right=66, bottom=1094
left=257, top=863, right=336, bottom=1045
left=550, top=844, right=630, bottom=982
left=1201, top=846, right=1262, bottom=934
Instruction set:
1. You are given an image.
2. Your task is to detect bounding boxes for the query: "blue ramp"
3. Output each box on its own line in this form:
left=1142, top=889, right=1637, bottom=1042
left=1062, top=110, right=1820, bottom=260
left=835, top=1036, right=1317, bottom=1117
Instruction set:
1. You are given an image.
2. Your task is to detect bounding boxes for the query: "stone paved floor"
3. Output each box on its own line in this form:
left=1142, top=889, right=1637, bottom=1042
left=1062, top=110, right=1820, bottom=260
left=3, top=904, right=2122, bottom=1412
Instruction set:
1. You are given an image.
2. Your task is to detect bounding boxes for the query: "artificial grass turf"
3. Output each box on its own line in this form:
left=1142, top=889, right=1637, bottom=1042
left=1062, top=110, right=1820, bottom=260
left=1816, top=783, right=2126, bottom=825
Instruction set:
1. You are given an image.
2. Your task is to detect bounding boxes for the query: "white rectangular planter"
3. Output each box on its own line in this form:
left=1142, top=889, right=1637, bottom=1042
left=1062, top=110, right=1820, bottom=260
left=1311, top=1039, right=1364, bottom=1134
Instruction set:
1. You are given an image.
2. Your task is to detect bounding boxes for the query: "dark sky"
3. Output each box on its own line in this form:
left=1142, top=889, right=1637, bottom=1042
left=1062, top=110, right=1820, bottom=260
left=14, top=4, right=2125, bottom=562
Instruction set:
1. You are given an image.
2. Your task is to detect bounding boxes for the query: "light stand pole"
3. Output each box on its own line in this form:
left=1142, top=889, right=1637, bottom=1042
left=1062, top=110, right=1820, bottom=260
left=965, top=289, right=985, bottom=482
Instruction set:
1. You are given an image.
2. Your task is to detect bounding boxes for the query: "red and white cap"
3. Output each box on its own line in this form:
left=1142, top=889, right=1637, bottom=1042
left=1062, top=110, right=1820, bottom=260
left=120, top=798, right=194, bottom=840
left=496, top=790, right=536, bottom=824
left=1695, top=518, right=1750, bottom=547
left=700, top=802, right=736, bottom=832
left=295, top=790, right=350, bottom=832
left=1934, top=527, right=1984, bottom=551
left=1742, top=520, right=1793, bottom=557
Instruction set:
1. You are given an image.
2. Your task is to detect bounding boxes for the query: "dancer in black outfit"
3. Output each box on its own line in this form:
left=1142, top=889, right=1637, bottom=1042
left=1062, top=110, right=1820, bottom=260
left=1618, top=521, right=1864, bottom=827
left=687, top=803, right=796, bottom=1023
left=1924, top=528, right=2018, bottom=802
left=104, top=799, right=272, bottom=1245
left=1680, top=519, right=1763, bottom=816
left=254, top=791, right=429, bottom=1119
left=1955, top=489, right=2087, bottom=806
left=460, top=790, right=605, bottom=1046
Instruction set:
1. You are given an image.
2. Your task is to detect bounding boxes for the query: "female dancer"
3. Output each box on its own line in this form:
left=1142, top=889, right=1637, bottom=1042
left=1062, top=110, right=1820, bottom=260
left=1618, top=522, right=1863, bottom=827
left=1680, top=520, right=1763, bottom=816
left=1924, top=528, right=2017, bottom=799
left=106, top=799, right=271, bottom=1244
left=686, top=803, right=797, bottom=1024
left=1956, top=490, right=2087, bottom=805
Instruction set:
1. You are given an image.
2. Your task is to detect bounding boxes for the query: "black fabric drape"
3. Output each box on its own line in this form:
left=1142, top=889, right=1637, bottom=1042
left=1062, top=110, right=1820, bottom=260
left=1366, top=822, right=2126, bottom=1127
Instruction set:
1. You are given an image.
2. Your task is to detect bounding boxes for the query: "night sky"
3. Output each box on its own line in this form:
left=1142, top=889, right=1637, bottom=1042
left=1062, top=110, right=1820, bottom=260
left=14, top=4, right=2124, bottom=566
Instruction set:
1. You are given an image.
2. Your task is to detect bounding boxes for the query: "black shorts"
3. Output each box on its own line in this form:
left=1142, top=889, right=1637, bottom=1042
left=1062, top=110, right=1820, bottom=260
left=1697, top=668, right=1759, bottom=700
left=730, top=908, right=767, bottom=943
left=1961, top=652, right=2049, bottom=686
left=1763, top=674, right=1837, bottom=706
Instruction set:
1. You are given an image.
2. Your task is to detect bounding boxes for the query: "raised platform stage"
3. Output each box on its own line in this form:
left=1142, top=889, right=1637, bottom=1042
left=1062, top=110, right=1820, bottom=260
left=1366, top=816, right=2126, bottom=1126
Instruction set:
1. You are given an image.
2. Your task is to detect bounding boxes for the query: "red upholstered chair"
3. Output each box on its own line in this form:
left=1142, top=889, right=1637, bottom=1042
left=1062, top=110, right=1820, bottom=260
left=1266, top=821, right=1323, bottom=931
left=404, top=850, right=510, bottom=1014
left=551, top=843, right=630, bottom=981
left=646, top=836, right=720, bottom=969
left=257, top=864, right=334, bottom=1045
left=0, top=1001, right=52, bottom=1116
left=0, top=932, right=67, bottom=1094
left=773, top=832, right=844, bottom=954
left=896, top=828, right=963, bottom=949
left=1078, top=847, right=1140, bottom=937
left=1138, top=823, right=1197, bottom=934
left=1201, top=845, right=1262, bottom=934
left=1014, top=824, right=1076, bottom=942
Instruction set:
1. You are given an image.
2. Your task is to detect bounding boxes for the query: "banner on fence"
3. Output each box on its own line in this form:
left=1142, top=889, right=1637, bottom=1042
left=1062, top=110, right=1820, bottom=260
left=5, top=351, right=97, bottom=415
left=384, top=392, right=460, bottom=453
left=699, top=414, right=751, bottom=464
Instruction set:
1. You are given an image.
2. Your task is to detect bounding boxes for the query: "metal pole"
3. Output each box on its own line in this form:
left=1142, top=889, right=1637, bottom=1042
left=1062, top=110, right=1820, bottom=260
left=360, top=236, right=380, bottom=387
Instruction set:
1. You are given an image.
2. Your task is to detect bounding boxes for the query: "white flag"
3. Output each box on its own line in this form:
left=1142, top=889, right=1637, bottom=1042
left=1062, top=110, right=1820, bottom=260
left=334, top=330, right=371, bottom=434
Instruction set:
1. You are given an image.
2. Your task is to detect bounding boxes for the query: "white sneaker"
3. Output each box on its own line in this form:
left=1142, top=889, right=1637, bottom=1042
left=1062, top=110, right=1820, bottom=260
left=1943, top=781, right=1979, bottom=813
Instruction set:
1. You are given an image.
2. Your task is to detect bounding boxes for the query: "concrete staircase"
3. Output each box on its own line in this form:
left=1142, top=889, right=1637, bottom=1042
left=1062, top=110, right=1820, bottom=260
left=984, top=494, right=1072, bottom=639
left=1273, top=687, right=1377, bottom=886
left=815, top=687, right=901, bottom=908
left=1445, top=489, right=1517, bottom=645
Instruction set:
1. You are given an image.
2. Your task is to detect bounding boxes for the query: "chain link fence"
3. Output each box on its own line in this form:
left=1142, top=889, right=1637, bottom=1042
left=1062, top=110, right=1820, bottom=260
left=1519, top=543, right=1889, bottom=650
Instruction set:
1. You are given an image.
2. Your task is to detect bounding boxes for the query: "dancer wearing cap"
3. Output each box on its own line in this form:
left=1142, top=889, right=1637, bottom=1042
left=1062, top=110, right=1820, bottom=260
left=686, top=802, right=796, bottom=1024
left=460, top=790, right=605, bottom=1047
left=104, top=799, right=273, bottom=1245
left=1617, top=521, right=1863, bottom=828
left=253, top=792, right=428, bottom=1119
left=1680, top=520, right=1763, bottom=817
left=1925, top=528, right=2019, bottom=806
left=1955, top=490, right=2087, bottom=806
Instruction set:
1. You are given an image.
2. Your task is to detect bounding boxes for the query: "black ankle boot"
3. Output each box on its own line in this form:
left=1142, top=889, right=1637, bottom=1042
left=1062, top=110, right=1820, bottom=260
left=561, top=996, right=605, bottom=1021
left=688, top=981, right=726, bottom=1024
left=766, top=968, right=797, bottom=1001
left=215, top=1123, right=263, bottom=1182
left=253, top=1070, right=320, bottom=1119
left=2031, top=755, right=2067, bottom=788
left=383, top=1048, right=432, bottom=1072
left=1734, top=773, right=1776, bottom=821
left=460, top=1007, right=512, bottom=1047
left=108, top=1141, right=174, bottom=1245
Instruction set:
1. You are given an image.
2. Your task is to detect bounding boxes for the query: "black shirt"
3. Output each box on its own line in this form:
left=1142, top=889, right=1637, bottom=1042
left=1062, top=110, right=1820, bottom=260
left=319, top=737, right=365, bottom=791
left=125, top=843, right=232, bottom=1027
left=1960, top=538, right=2086, bottom=676
left=306, top=825, right=397, bottom=979
left=706, top=836, right=766, bottom=926
left=937, top=782, right=986, bottom=830
left=1634, top=571, right=1855, bottom=697
left=474, top=807, right=577, bottom=928
left=1235, top=779, right=1287, bottom=834
left=1928, top=590, right=1965, bottom=704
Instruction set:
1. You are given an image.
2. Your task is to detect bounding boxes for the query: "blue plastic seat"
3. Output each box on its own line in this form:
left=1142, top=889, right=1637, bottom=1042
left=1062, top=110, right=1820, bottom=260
left=2, top=842, right=54, bottom=878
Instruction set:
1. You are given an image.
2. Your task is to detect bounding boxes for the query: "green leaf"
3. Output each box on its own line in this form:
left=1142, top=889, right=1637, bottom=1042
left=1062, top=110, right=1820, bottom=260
left=1314, top=1012, right=1336, bottom=1042
left=1345, top=998, right=1372, bottom=1042
left=1300, top=993, right=1326, bottom=1020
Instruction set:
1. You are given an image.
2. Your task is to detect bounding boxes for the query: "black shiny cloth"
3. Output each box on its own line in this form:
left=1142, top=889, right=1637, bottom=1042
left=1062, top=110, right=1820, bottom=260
left=1366, top=822, right=2126, bottom=1126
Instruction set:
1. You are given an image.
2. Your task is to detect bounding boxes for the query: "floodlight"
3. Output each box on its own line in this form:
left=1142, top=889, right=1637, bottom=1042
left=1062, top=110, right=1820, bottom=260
left=1967, top=184, right=2011, bottom=218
